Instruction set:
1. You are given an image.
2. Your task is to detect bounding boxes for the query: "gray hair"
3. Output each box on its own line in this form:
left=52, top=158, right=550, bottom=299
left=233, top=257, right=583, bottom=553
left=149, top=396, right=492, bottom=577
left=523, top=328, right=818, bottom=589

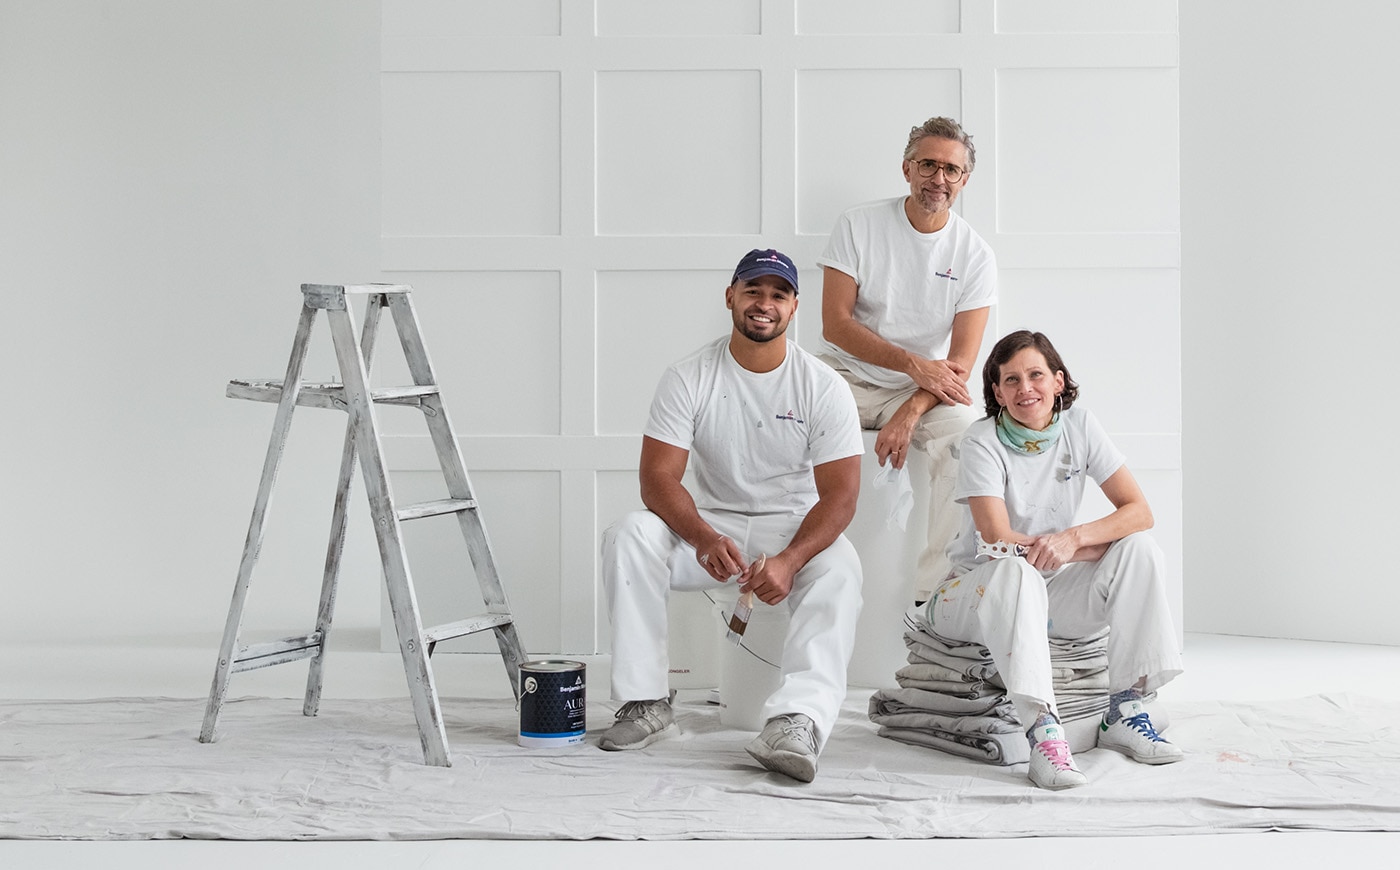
left=903, top=116, right=976, bottom=171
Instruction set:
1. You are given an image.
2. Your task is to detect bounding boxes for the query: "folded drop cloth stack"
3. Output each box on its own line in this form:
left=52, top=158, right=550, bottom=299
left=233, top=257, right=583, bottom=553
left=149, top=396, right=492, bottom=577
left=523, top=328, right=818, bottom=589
left=868, top=608, right=1134, bottom=765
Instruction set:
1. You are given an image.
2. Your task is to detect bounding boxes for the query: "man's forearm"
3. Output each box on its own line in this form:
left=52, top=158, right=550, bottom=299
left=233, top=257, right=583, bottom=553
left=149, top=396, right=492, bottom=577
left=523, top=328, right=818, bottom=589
left=824, top=317, right=918, bottom=376
left=777, top=494, right=857, bottom=570
left=640, top=474, right=717, bottom=550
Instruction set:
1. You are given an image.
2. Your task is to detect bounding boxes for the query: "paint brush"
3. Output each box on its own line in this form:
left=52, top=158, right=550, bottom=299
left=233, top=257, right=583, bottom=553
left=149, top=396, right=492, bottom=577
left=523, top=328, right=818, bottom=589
left=725, top=554, right=764, bottom=645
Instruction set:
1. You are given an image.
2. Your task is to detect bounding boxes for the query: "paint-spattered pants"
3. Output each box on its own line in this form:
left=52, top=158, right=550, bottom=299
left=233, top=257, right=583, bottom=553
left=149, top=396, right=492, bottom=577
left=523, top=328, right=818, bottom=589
left=926, top=532, right=1182, bottom=728
left=822, top=358, right=977, bottom=598
left=602, top=509, right=863, bottom=751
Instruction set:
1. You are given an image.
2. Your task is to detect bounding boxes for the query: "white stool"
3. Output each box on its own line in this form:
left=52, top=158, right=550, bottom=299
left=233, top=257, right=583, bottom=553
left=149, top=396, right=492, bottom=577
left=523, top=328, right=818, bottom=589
left=663, top=431, right=932, bottom=694
left=845, top=430, right=931, bottom=687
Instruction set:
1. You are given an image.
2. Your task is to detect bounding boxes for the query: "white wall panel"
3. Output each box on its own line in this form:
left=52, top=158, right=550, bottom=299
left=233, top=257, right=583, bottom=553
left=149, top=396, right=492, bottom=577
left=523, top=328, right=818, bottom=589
left=796, top=69, right=962, bottom=235
left=596, top=71, right=762, bottom=236
left=997, top=269, right=1180, bottom=433
left=373, top=271, right=562, bottom=437
left=596, top=270, right=735, bottom=434
left=382, top=71, right=560, bottom=236
left=797, top=0, right=960, bottom=34
left=597, top=0, right=760, bottom=36
left=996, top=0, right=1177, bottom=34
left=996, top=68, right=1179, bottom=233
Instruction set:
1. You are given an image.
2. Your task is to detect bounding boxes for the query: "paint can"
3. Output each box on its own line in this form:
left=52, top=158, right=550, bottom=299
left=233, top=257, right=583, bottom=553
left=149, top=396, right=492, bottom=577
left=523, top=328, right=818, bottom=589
left=518, top=659, right=586, bottom=747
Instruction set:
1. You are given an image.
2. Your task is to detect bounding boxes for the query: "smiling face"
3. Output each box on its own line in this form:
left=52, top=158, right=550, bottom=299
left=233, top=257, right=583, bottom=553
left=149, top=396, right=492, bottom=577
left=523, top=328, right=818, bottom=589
left=902, top=135, right=970, bottom=221
left=726, top=274, right=797, bottom=344
left=991, top=347, right=1065, bottom=431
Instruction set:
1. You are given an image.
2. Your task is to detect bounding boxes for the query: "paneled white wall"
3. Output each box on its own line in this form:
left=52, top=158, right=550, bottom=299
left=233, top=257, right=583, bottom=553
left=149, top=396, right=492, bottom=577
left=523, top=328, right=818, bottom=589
left=379, top=0, right=1181, bottom=656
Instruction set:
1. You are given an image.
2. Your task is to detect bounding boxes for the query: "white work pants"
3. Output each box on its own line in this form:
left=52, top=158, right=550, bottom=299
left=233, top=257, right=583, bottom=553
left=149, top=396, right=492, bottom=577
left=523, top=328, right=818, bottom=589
left=825, top=361, right=977, bottom=596
left=926, top=532, right=1182, bottom=727
left=601, top=509, right=863, bottom=750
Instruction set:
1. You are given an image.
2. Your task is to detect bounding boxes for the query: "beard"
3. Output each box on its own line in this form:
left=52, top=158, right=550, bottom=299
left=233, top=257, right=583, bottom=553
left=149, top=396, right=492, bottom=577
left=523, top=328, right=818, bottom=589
left=734, top=312, right=788, bottom=343
left=914, top=186, right=952, bottom=213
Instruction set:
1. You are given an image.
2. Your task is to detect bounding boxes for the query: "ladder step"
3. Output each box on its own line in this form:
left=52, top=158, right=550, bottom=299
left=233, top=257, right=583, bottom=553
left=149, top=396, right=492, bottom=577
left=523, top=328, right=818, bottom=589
left=230, top=633, right=323, bottom=673
left=228, top=379, right=439, bottom=410
left=304, top=283, right=413, bottom=296
left=422, top=613, right=514, bottom=646
left=396, top=497, right=478, bottom=522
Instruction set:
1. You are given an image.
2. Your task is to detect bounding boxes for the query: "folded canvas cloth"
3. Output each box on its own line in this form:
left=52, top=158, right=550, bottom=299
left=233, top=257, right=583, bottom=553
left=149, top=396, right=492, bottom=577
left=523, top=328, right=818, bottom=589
left=896, top=660, right=975, bottom=684
left=872, top=607, right=1125, bottom=764
left=869, top=685, right=1016, bottom=719
left=874, top=724, right=1030, bottom=765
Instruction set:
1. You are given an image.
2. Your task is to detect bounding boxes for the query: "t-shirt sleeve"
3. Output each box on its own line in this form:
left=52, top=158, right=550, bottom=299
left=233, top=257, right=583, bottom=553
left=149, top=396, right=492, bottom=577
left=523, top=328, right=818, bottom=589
left=815, top=211, right=858, bottom=278
left=807, top=376, right=864, bottom=467
left=954, top=427, right=1007, bottom=503
left=642, top=365, right=695, bottom=451
left=955, top=239, right=998, bottom=314
left=1082, top=409, right=1127, bottom=485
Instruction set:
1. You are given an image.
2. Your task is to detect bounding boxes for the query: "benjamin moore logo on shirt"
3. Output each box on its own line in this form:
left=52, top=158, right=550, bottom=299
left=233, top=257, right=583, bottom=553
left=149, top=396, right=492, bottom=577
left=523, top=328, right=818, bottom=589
left=775, top=409, right=805, bottom=424
left=935, top=267, right=958, bottom=281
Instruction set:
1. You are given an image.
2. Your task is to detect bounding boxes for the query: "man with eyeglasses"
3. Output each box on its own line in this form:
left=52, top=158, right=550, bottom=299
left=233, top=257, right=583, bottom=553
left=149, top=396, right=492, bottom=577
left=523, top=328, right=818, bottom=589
left=816, top=116, right=998, bottom=602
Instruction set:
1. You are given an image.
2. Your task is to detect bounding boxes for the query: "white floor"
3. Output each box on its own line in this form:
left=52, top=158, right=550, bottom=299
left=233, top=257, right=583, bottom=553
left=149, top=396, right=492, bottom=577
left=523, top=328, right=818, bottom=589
left=3, top=632, right=1399, bottom=868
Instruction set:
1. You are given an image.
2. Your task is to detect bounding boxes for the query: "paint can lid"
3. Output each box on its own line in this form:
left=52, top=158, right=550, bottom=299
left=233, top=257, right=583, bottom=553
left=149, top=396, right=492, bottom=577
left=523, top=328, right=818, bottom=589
left=521, top=659, right=585, bottom=673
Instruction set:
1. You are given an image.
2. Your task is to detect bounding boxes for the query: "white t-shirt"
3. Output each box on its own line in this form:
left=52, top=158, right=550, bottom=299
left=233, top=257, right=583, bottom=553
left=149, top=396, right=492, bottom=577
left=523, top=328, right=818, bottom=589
left=946, top=406, right=1126, bottom=575
left=645, top=337, right=864, bottom=516
left=816, top=197, right=998, bottom=389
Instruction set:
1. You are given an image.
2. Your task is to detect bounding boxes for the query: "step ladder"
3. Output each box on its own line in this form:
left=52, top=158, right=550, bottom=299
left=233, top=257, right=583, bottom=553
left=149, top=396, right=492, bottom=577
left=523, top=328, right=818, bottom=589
left=199, top=283, right=528, bottom=767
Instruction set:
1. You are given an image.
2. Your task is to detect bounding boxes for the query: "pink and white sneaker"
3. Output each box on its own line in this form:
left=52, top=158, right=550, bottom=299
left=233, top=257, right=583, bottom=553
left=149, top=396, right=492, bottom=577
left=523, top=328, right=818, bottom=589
left=1027, top=721, right=1088, bottom=790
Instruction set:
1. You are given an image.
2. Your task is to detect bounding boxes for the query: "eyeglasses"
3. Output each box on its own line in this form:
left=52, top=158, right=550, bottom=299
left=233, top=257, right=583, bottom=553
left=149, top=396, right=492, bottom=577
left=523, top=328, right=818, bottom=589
left=909, top=159, right=966, bottom=183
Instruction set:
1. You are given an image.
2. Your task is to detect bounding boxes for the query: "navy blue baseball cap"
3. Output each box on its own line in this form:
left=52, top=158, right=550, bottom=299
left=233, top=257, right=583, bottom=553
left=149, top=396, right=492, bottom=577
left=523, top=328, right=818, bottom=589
left=731, top=248, right=799, bottom=293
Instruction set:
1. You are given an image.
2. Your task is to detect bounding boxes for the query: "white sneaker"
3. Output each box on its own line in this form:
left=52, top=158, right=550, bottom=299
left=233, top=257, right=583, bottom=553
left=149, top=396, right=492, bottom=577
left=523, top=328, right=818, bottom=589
left=745, top=713, right=818, bottom=782
left=1098, top=698, right=1183, bottom=765
left=1027, top=721, right=1088, bottom=790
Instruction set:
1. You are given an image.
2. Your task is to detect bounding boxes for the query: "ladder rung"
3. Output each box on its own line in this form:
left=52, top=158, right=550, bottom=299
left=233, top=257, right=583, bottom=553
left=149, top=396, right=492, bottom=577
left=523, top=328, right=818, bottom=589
left=227, top=379, right=439, bottom=409
left=396, top=498, right=478, bottom=521
left=305, top=283, right=413, bottom=296
left=422, top=613, right=514, bottom=646
left=231, top=633, right=323, bottom=673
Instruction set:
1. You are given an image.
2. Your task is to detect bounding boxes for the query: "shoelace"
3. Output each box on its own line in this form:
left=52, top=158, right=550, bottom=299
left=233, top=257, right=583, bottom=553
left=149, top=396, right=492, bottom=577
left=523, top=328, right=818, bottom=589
left=616, top=700, right=661, bottom=723
left=1036, top=738, right=1076, bottom=771
left=1122, top=712, right=1165, bottom=742
left=777, top=716, right=817, bottom=752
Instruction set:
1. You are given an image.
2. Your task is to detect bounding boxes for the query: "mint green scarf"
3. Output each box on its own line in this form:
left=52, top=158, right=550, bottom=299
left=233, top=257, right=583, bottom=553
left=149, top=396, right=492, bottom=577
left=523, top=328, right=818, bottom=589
left=996, top=408, right=1062, bottom=455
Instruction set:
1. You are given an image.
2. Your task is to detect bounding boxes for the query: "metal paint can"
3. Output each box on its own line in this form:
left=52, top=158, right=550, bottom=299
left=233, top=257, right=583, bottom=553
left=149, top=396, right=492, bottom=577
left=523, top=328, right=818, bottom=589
left=518, top=659, right=586, bottom=747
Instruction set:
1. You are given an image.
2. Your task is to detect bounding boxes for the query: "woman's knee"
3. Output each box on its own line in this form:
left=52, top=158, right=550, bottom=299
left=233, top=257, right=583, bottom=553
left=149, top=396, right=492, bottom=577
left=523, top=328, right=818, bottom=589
left=971, top=556, right=1046, bottom=612
left=1112, top=531, right=1162, bottom=559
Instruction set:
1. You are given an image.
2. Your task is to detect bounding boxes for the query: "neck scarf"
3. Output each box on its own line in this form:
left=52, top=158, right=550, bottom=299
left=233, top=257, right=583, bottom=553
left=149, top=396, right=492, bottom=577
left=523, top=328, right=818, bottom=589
left=996, top=407, right=1062, bottom=455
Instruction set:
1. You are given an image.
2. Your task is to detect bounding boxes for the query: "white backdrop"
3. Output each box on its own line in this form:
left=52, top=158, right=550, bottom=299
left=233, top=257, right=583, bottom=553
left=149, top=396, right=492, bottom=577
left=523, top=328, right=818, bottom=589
left=377, top=0, right=1182, bottom=657
left=3, top=1, right=1390, bottom=695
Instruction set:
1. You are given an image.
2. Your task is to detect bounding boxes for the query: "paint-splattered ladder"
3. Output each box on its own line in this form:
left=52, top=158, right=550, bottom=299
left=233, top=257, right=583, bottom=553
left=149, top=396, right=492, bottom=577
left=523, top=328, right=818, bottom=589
left=199, top=283, right=528, bottom=767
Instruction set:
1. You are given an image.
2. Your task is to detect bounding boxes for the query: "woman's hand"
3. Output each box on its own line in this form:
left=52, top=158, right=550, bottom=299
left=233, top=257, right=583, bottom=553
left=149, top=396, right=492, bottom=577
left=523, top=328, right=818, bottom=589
left=1023, top=530, right=1081, bottom=573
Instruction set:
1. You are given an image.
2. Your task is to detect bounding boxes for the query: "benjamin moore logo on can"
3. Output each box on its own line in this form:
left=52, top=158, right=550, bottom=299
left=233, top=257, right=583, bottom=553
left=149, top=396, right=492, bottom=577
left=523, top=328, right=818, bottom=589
left=559, top=676, right=584, bottom=693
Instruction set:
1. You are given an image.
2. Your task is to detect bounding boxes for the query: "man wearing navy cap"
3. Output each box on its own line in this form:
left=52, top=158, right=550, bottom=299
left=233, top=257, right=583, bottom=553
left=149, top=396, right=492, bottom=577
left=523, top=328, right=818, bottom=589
left=599, top=248, right=865, bottom=782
